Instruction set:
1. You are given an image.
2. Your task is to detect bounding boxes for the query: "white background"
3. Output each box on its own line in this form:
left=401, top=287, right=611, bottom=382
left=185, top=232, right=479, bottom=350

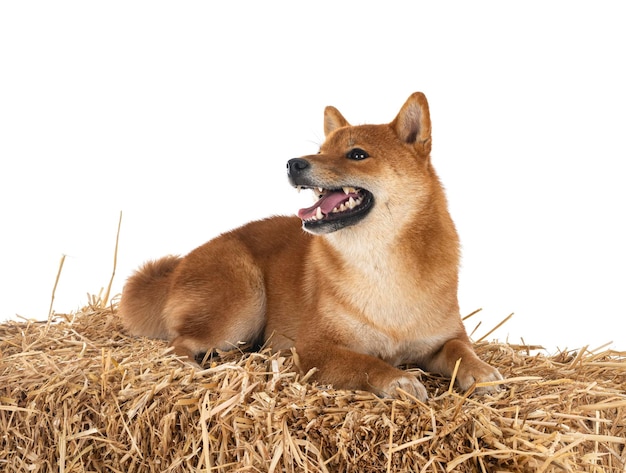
left=1, top=2, right=624, bottom=353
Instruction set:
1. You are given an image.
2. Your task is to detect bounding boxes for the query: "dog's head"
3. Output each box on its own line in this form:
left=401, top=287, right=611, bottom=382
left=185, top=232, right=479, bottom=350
left=287, top=92, right=436, bottom=235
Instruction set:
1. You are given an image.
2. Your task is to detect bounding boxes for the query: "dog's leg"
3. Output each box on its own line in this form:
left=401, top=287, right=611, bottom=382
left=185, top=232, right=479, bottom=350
left=166, top=288, right=266, bottom=361
left=163, top=243, right=267, bottom=362
left=423, top=337, right=502, bottom=391
left=296, top=344, right=428, bottom=400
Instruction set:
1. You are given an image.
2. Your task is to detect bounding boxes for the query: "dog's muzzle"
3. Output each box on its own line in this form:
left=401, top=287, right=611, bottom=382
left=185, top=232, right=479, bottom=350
left=286, top=158, right=310, bottom=185
left=286, top=157, right=374, bottom=235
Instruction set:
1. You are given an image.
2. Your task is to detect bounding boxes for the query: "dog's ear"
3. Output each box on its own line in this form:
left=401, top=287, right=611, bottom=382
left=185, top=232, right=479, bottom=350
left=391, top=92, right=432, bottom=155
left=324, top=106, right=351, bottom=136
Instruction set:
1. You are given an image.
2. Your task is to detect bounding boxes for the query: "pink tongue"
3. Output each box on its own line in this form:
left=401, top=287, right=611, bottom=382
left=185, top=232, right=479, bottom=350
left=298, top=191, right=355, bottom=220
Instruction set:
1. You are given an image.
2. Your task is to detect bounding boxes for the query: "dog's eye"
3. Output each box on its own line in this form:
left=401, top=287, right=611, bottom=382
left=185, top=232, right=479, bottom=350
left=347, top=148, right=369, bottom=160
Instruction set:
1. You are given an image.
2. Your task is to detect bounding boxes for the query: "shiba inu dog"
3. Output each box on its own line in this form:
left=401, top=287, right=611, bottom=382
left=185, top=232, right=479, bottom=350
left=118, top=92, right=502, bottom=400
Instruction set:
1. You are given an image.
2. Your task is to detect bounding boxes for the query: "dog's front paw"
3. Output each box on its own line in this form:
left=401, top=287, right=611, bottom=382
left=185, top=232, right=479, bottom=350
left=379, top=374, right=428, bottom=401
left=456, top=359, right=503, bottom=393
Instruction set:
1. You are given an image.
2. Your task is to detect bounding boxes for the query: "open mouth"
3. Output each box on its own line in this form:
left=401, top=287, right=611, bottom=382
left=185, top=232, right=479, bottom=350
left=295, top=186, right=374, bottom=233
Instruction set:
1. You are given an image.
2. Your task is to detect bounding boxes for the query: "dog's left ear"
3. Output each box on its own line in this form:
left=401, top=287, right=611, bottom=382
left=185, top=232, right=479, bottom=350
left=324, top=106, right=351, bottom=136
left=391, top=92, right=432, bottom=155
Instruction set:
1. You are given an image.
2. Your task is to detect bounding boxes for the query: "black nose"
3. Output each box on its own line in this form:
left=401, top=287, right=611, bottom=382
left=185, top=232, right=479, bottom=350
left=286, top=158, right=310, bottom=177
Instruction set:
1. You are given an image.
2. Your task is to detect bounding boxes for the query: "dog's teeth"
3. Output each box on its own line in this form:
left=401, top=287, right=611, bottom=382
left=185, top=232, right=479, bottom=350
left=316, top=207, right=323, bottom=220
left=296, top=186, right=302, bottom=193
left=318, top=187, right=324, bottom=193
left=343, top=187, right=350, bottom=195
left=348, top=197, right=356, bottom=209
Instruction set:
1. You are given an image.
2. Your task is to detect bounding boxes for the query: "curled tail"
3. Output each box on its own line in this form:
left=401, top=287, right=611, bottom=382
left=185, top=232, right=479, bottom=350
left=118, top=255, right=182, bottom=339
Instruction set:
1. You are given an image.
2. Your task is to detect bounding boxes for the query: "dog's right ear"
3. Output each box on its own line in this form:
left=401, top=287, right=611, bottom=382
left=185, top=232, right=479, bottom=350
left=391, top=92, right=432, bottom=155
left=324, top=106, right=351, bottom=136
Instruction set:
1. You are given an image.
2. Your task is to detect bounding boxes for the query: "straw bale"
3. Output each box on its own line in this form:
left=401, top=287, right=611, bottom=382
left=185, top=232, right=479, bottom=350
left=1, top=304, right=625, bottom=472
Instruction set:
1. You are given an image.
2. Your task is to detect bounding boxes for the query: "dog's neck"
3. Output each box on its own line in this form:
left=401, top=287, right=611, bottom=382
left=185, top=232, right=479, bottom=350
left=321, top=194, right=458, bottom=281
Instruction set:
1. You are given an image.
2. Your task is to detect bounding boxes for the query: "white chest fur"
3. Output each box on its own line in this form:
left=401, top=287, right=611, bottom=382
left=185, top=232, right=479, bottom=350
left=320, top=231, right=454, bottom=366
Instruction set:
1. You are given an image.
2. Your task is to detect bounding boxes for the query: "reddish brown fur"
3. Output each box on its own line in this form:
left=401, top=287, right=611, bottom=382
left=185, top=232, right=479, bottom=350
left=118, top=92, right=502, bottom=399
